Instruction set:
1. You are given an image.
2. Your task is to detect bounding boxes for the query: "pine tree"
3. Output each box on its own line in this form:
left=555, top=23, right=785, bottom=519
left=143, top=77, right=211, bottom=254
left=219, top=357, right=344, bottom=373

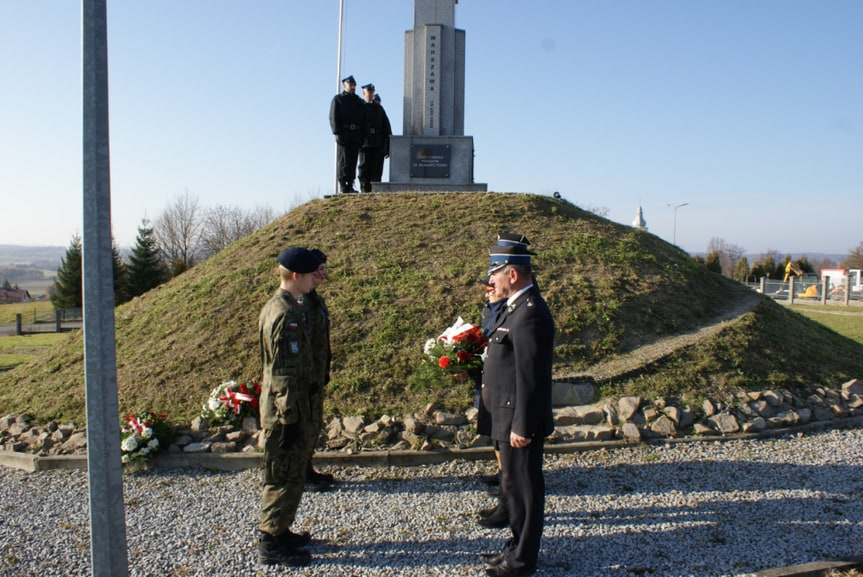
left=126, top=220, right=170, bottom=298
left=113, top=241, right=130, bottom=305
left=52, top=235, right=83, bottom=309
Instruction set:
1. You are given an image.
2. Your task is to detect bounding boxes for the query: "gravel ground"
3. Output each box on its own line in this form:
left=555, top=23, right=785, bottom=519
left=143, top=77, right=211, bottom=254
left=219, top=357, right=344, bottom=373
left=2, top=427, right=863, bottom=577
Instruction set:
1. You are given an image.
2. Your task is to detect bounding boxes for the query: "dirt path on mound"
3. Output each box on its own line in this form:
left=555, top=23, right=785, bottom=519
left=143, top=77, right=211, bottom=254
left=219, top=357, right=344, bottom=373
left=586, top=292, right=763, bottom=383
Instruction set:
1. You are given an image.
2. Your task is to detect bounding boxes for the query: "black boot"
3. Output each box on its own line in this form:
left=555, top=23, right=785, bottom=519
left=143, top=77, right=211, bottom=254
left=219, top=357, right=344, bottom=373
left=477, top=498, right=509, bottom=528
left=258, top=532, right=311, bottom=567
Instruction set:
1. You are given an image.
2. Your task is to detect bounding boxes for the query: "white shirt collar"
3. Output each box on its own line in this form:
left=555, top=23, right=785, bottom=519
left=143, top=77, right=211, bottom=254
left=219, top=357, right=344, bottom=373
left=507, top=284, right=534, bottom=307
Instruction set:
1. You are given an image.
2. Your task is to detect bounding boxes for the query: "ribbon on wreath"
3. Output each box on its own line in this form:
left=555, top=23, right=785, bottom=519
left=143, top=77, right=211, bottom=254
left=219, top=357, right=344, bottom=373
left=218, top=385, right=256, bottom=414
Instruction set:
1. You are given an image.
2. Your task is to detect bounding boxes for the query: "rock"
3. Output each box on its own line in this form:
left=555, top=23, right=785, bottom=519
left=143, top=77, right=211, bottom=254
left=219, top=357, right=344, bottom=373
left=708, top=413, right=739, bottom=434
left=618, top=397, right=642, bottom=421
left=702, top=399, right=716, bottom=417
left=402, top=416, right=424, bottom=434
left=763, top=390, right=784, bottom=407
left=842, top=379, right=863, bottom=400
left=651, top=415, right=678, bottom=437
left=241, top=417, right=259, bottom=435
left=693, top=423, right=716, bottom=435
left=190, top=416, right=208, bottom=432
left=603, top=403, right=619, bottom=426
left=621, top=422, right=641, bottom=441
left=210, top=442, right=236, bottom=453
left=342, top=416, right=365, bottom=434
left=433, top=411, right=466, bottom=426
left=551, top=378, right=597, bottom=407
left=554, top=405, right=604, bottom=426
left=183, top=442, right=212, bottom=453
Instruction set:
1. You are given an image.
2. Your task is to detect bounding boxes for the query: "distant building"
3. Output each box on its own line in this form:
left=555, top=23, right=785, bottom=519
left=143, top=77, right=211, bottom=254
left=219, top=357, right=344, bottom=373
left=632, top=205, right=647, bottom=230
left=0, top=288, right=31, bottom=304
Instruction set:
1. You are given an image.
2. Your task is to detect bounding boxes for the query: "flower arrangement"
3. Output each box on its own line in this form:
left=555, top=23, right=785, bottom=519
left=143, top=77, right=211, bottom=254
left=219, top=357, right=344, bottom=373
left=120, top=411, right=169, bottom=465
left=201, top=380, right=262, bottom=426
left=421, top=317, right=487, bottom=376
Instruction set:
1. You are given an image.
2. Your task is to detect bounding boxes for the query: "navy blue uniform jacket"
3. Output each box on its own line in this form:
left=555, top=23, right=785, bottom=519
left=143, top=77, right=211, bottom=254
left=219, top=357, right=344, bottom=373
left=481, top=285, right=555, bottom=443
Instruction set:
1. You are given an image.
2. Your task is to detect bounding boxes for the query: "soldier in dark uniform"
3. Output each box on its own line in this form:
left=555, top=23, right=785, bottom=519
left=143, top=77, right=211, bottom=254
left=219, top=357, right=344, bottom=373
left=329, top=75, right=365, bottom=193
left=303, top=249, right=336, bottom=490
left=480, top=241, right=555, bottom=577
left=358, top=83, right=392, bottom=193
left=257, top=247, right=321, bottom=567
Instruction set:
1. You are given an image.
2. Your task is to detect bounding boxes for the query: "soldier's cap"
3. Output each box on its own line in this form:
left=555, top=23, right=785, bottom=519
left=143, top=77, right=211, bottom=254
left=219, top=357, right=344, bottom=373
left=374, top=94, right=381, bottom=103
left=361, top=83, right=375, bottom=91
left=487, top=244, right=533, bottom=275
left=497, top=232, right=532, bottom=249
left=342, top=75, right=356, bottom=84
left=309, top=248, right=328, bottom=266
left=278, top=247, right=318, bottom=274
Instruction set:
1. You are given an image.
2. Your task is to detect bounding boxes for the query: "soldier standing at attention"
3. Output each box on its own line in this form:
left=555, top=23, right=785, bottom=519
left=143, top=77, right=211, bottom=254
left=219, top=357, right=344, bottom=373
left=329, top=75, right=365, bottom=193
left=303, top=248, right=336, bottom=490
left=358, top=83, right=392, bottom=193
left=257, top=247, right=320, bottom=567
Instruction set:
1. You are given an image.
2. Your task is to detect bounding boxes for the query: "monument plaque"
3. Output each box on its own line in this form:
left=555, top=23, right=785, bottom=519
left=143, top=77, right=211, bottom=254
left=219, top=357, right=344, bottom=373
left=410, top=144, right=451, bottom=178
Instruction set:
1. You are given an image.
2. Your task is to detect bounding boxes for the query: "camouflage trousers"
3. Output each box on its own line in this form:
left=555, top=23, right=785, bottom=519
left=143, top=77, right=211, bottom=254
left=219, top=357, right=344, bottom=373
left=259, top=394, right=315, bottom=536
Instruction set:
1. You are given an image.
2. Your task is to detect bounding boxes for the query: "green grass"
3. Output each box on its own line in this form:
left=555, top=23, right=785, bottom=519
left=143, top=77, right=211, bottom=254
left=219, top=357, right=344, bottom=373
left=1, top=192, right=861, bottom=426
left=0, top=333, right=67, bottom=370
left=0, top=301, right=54, bottom=326
left=788, top=305, right=863, bottom=344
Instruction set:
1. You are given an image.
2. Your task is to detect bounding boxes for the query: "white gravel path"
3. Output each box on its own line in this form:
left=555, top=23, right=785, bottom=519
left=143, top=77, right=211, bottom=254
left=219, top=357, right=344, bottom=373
left=2, top=427, right=863, bottom=576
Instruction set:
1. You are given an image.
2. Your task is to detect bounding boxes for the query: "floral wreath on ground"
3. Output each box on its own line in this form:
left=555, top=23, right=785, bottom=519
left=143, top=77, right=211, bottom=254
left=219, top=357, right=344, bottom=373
left=421, top=317, right=487, bottom=378
left=120, top=411, right=169, bottom=465
left=201, top=380, right=262, bottom=426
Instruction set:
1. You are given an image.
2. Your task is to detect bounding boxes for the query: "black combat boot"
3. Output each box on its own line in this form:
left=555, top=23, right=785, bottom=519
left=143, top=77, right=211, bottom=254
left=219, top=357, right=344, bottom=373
left=258, top=531, right=311, bottom=567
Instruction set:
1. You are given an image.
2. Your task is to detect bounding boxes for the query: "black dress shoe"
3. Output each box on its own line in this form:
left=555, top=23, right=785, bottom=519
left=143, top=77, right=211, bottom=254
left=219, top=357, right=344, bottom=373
left=478, top=504, right=498, bottom=518
left=477, top=503, right=509, bottom=528
left=479, top=473, right=500, bottom=486
left=480, top=552, right=506, bottom=567
left=485, top=560, right=536, bottom=577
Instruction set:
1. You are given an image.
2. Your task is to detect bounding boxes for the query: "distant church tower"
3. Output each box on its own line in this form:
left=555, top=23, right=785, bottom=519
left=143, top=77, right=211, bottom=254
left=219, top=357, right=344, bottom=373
left=632, top=205, right=647, bottom=230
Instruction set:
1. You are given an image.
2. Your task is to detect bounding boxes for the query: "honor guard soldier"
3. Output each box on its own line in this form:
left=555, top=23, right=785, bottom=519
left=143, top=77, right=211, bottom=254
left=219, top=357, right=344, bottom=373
left=358, top=83, right=392, bottom=193
left=329, top=75, right=366, bottom=193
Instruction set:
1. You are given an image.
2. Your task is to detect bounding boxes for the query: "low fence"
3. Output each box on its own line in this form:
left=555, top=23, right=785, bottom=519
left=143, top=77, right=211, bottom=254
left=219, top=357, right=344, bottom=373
left=745, top=277, right=860, bottom=305
left=8, top=308, right=82, bottom=335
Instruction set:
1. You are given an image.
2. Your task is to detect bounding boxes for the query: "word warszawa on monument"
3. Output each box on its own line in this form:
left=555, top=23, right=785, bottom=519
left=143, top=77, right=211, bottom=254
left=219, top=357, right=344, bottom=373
left=376, top=0, right=487, bottom=192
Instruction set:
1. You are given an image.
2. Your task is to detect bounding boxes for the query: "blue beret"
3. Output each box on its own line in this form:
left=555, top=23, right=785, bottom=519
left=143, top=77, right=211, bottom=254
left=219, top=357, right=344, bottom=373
left=277, top=247, right=318, bottom=274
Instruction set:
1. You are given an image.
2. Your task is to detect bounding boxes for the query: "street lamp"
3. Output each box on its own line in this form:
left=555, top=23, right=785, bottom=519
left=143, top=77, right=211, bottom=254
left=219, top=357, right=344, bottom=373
left=665, top=202, right=688, bottom=246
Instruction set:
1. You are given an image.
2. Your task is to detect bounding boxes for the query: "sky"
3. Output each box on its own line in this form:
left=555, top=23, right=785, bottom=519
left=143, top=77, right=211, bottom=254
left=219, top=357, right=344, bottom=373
left=1, top=0, right=861, bottom=257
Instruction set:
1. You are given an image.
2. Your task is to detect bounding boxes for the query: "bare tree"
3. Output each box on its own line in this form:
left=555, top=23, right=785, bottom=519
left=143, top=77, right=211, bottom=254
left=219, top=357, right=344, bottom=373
left=153, top=190, right=203, bottom=275
left=706, top=238, right=746, bottom=278
left=199, top=204, right=275, bottom=259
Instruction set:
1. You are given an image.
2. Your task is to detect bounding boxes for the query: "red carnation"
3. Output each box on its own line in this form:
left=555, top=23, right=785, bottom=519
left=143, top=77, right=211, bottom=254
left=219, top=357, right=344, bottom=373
left=438, top=356, right=451, bottom=369
left=457, top=351, right=472, bottom=363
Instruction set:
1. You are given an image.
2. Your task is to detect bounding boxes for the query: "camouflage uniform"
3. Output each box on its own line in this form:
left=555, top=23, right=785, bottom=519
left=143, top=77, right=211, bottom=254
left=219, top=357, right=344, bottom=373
left=258, top=288, right=317, bottom=536
left=304, top=289, right=331, bottom=463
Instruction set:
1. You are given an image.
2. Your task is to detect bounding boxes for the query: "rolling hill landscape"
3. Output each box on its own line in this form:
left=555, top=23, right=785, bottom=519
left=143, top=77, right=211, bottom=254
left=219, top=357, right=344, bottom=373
left=1, top=192, right=861, bottom=426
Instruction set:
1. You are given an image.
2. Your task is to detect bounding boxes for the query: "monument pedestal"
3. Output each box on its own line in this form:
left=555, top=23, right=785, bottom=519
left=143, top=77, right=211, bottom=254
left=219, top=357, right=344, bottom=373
left=375, top=135, right=487, bottom=192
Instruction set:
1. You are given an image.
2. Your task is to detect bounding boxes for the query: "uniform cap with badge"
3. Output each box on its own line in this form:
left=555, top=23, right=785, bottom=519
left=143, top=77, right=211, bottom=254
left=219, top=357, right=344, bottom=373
left=342, top=75, right=356, bottom=84
left=277, top=247, right=319, bottom=273
left=487, top=243, right=535, bottom=276
left=361, top=83, right=375, bottom=91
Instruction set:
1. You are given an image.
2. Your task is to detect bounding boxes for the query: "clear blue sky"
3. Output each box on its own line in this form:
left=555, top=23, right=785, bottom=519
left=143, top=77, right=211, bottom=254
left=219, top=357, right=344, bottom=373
left=2, top=0, right=860, bottom=257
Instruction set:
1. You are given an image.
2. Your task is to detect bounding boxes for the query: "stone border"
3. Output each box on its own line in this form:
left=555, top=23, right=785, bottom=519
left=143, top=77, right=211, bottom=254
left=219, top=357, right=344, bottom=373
left=4, top=415, right=862, bottom=473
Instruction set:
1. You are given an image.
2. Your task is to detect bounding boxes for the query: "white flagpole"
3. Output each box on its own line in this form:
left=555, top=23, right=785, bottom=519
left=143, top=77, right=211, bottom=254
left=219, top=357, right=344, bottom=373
left=334, top=0, right=344, bottom=195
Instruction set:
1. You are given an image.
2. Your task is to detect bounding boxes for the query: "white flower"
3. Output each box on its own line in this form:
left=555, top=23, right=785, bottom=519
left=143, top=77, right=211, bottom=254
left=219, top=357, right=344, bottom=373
left=121, top=454, right=130, bottom=464
left=207, top=398, right=221, bottom=411
left=148, top=439, right=159, bottom=450
left=121, top=435, right=138, bottom=453
left=140, top=427, right=153, bottom=440
left=423, top=338, right=437, bottom=354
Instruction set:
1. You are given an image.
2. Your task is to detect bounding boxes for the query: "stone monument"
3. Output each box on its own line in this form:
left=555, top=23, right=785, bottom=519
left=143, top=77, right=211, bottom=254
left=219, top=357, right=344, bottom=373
left=375, top=0, right=487, bottom=192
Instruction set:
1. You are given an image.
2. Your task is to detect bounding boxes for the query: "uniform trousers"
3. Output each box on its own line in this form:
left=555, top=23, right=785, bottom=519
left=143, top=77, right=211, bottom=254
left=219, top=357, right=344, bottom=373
left=496, top=437, right=546, bottom=570
left=337, top=142, right=361, bottom=191
left=358, top=146, right=386, bottom=191
left=259, top=394, right=313, bottom=536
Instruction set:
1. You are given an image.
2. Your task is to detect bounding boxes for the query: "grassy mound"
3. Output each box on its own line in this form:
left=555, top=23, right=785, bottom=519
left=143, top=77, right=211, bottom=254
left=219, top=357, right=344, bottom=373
left=2, top=192, right=861, bottom=425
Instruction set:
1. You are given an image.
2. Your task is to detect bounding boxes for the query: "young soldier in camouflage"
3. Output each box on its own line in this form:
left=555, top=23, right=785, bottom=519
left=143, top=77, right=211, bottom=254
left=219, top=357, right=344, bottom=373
left=257, top=247, right=320, bottom=567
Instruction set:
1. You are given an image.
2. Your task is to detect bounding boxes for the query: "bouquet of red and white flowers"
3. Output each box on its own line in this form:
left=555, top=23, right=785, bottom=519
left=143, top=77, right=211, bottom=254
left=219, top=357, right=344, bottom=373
left=120, top=411, right=168, bottom=464
left=421, top=317, right=487, bottom=376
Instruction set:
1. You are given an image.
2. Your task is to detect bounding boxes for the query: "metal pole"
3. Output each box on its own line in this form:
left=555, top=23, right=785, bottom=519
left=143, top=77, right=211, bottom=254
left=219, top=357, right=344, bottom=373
left=334, top=0, right=345, bottom=195
left=81, top=1, right=129, bottom=575
left=665, top=202, right=688, bottom=246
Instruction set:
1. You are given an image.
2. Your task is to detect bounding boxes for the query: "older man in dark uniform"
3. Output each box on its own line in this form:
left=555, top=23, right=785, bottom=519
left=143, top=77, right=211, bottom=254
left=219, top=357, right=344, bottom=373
left=480, top=241, right=555, bottom=577
left=358, top=83, right=392, bottom=193
left=329, top=75, right=365, bottom=193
